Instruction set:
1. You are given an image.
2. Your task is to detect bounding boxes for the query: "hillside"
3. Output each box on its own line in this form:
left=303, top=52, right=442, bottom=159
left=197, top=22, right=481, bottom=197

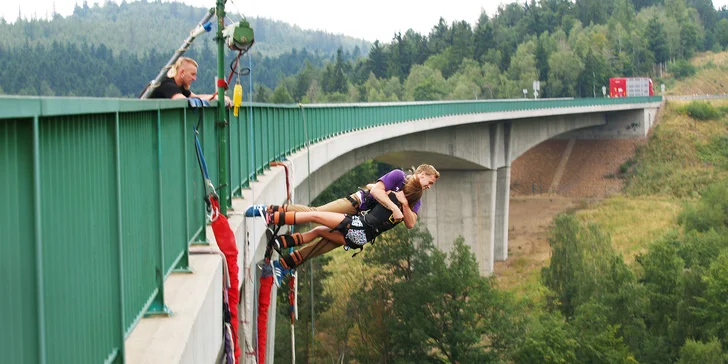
left=498, top=97, right=728, bottom=296
left=0, top=1, right=372, bottom=97
left=664, top=51, right=728, bottom=95
left=0, top=1, right=370, bottom=58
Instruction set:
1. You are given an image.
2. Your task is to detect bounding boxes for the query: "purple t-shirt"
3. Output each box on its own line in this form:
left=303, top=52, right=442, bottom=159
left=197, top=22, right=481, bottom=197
left=359, top=169, right=422, bottom=214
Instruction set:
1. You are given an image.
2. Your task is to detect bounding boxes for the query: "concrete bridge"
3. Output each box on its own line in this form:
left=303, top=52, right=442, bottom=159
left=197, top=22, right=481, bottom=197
left=0, top=96, right=661, bottom=363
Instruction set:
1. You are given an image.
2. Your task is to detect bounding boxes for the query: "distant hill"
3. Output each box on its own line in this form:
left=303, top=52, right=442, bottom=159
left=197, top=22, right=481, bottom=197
left=0, top=0, right=370, bottom=58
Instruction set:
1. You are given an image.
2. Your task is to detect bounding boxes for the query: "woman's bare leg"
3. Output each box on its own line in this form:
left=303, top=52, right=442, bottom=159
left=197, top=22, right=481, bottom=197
left=279, top=226, right=346, bottom=269
left=271, top=211, right=347, bottom=230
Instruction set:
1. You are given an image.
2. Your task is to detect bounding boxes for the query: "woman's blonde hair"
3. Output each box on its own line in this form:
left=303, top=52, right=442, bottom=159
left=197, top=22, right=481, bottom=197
left=166, top=57, right=198, bottom=78
left=402, top=176, right=423, bottom=207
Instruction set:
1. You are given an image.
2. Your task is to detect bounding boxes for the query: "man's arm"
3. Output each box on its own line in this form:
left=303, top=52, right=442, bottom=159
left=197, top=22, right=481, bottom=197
left=394, top=191, right=417, bottom=229
left=190, top=92, right=232, bottom=106
left=369, top=181, right=404, bottom=221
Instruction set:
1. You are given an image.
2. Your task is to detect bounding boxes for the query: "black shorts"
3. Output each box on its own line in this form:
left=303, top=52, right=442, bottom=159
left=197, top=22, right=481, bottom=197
left=334, top=215, right=374, bottom=248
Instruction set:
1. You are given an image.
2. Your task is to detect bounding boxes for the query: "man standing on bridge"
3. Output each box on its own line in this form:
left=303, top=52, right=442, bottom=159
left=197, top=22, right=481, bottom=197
left=246, top=164, right=440, bottom=285
left=148, top=56, right=230, bottom=105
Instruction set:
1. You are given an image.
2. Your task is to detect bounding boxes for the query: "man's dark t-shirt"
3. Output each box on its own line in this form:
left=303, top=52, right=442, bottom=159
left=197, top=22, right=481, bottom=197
left=149, top=77, right=191, bottom=99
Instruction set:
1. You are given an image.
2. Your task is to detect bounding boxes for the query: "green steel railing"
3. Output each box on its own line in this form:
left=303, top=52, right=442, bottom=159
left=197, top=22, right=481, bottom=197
left=0, top=95, right=662, bottom=363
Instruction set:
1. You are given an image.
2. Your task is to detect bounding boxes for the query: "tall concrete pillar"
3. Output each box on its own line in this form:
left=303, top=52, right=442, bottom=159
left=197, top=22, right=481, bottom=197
left=418, top=169, right=497, bottom=275
left=494, top=167, right=510, bottom=261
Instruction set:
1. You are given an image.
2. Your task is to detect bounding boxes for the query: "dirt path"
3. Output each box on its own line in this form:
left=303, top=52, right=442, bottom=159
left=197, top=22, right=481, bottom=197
left=495, top=138, right=643, bottom=288
left=493, top=196, right=581, bottom=287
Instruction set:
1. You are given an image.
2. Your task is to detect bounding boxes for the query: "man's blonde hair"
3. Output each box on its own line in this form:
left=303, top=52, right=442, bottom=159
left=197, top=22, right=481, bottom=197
left=166, top=57, right=198, bottom=78
left=414, top=164, right=440, bottom=179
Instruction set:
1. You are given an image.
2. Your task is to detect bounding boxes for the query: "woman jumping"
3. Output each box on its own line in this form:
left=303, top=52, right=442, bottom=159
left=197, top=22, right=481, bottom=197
left=266, top=176, right=423, bottom=286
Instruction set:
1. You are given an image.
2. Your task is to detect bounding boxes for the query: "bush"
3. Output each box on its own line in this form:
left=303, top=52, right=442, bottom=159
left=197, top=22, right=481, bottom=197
left=678, top=180, right=728, bottom=233
left=697, top=135, right=728, bottom=167
left=620, top=157, right=637, bottom=174
left=670, top=60, right=696, bottom=80
left=683, top=101, right=720, bottom=121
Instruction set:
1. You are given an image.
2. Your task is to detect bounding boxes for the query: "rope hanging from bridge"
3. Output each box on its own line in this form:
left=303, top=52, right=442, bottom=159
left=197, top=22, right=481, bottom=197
left=190, top=101, right=241, bottom=363
left=255, top=159, right=298, bottom=364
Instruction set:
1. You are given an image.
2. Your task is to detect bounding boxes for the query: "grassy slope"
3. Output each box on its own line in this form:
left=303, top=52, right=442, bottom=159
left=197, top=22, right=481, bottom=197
left=664, top=51, right=728, bottom=95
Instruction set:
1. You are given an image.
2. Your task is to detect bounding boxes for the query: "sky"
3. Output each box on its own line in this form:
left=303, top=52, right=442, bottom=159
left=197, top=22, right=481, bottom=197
left=0, top=0, right=515, bottom=42
left=3, top=0, right=728, bottom=42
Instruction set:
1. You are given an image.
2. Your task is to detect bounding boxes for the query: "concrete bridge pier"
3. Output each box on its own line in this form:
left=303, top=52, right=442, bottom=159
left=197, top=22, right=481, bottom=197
left=418, top=167, right=510, bottom=276
left=494, top=166, right=511, bottom=262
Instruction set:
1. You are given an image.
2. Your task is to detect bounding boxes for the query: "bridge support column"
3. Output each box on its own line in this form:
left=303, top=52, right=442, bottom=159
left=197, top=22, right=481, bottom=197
left=494, top=166, right=510, bottom=261
left=420, top=169, right=497, bottom=275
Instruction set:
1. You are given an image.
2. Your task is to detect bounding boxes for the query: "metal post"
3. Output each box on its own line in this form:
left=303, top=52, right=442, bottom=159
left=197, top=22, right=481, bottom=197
left=32, top=115, right=47, bottom=364
left=216, top=0, right=229, bottom=214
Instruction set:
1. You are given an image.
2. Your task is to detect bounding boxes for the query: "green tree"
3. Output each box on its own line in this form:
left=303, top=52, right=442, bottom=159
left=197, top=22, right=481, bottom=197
left=679, top=181, right=728, bottom=233
left=513, top=311, right=579, bottom=364
left=571, top=302, right=637, bottom=363
left=387, top=32, right=415, bottom=81
left=611, top=0, right=636, bottom=31
left=448, top=20, right=474, bottom=77
left=473, top=11, right=494, bottom=62
left=303, top=79, right=323, bottom=103
left=697, top=251, right=728, bottom=347
left=322, top=48, right=349, bottom=94
left=403, top=64, right=448, bottom=101
left=534, top=33, right=550, bottom=90
left=665, top=0, right=689, bottom=23
left=716, top=19, right=728, bottom=48
left=542, top=214, right=618, bottom=318
left=679, top=22, right=700, bottom=59
left=547, top=49, right=582, bottom=97
left=689, top=0, right=719, bottom=30
left=293, top=60, right=316, bottom=102
left=382, top=76, right=403, bottom=101
left=428, top=17, right=450, bottom=55
left=481, top=62, right=501, bottom=99
left=578, top=48, right=609, bottom=97
left=646, top=16, right=670, bottom=64
left=366, top=40, right=388, bottom=78
left=254, top=84, right=271, bottom=103
left=575, top=0, right=609, bottom=26
left=507, top=41, right=538, bottom=94
left=361, top=228, right=524, bottom=363
left=678, top=338, right=727, bottom=364
left=271, top=83, right=293, bottom=104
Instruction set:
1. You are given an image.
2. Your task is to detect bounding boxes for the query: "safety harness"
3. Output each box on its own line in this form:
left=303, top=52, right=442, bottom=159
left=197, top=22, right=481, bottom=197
left=337, top=191, right=402, bottom=257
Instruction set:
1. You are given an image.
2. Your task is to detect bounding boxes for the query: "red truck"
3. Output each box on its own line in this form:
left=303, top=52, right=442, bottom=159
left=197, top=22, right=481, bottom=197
left=609, top=77, right=654, bottom=97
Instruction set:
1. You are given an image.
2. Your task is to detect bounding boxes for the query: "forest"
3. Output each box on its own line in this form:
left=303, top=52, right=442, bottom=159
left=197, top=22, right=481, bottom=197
left=3, top=0, right=728, bottom=102
left=0, top=0, right=366, bottom=97
left=263, top=0, right=728, bottom=103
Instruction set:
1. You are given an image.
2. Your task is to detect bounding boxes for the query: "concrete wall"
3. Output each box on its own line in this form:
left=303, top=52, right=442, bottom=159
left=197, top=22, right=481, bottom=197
left=558, top=107, right=660, bottom=139
left=509, top=113, right=606, bottom=160
left=125, top=254, right=223, bottom=364
left=417, top=170, right=497, bottom=275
